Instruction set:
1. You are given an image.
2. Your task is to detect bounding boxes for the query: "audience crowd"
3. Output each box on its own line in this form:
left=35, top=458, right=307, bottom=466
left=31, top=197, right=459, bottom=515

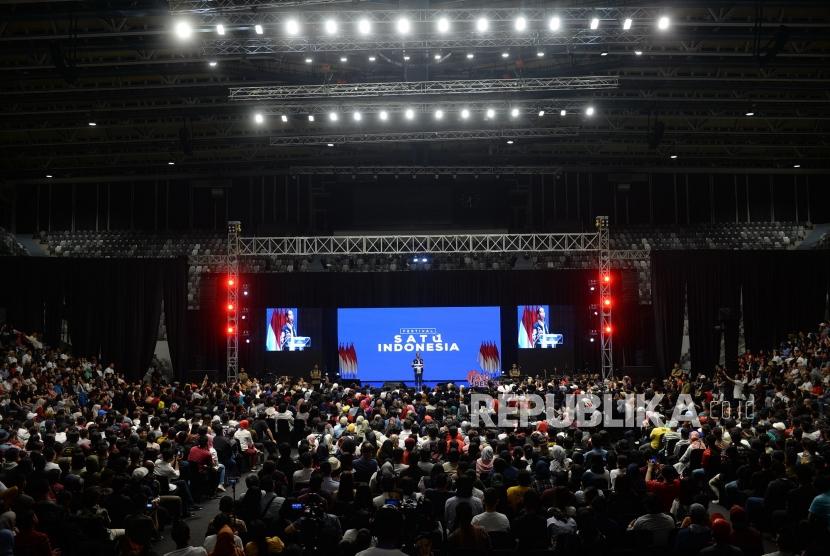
left=0, top=320, right=829, bottom=556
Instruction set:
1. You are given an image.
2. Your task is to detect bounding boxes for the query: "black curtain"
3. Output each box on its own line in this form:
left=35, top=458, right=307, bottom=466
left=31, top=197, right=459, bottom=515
left=651, top=252, right=687, bottom=373
left=163, top=258, right=189, bottom=377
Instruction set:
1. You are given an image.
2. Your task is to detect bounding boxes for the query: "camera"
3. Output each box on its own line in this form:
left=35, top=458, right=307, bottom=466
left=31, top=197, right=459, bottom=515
left=228, top=477, right=239, bottom=486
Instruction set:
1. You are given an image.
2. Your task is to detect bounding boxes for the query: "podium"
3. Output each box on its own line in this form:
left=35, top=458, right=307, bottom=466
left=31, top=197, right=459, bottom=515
left=540, top=334, right=564, bottom=348
left=287, top=336, right=311, bottom=351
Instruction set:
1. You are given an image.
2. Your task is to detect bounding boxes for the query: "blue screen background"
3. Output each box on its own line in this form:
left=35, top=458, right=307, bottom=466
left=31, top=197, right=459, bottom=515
left=337, top=306, right=501, bottom=382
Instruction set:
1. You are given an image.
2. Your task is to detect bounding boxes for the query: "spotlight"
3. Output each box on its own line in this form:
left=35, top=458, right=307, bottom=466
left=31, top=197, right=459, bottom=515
left=590, top=337, right=595, bottom=343
left=254, top=24, right=264, bottom=35
left=227, top=277, right=235, bottom=287
left=434, top=53, right=442, bottom=61
left=46, top=174, right=53, bottom=178
left=305, top=57, right=313, bottom=63
left=466, top=53, right=474, bottom=59
left=254, top=112, right=264, bottom=124
left=403, top=55, right=410, bottom=61
left=353, top=111, right=362, bottom=121
left=605, top=325, right=612, bottom=334
left=329, top=111, right=339, bottom=121
left=379, top=110, right=388, bottom=121
left=506, top=140, right=514, bottom=145
left=281, top=115, right=288, bottom=123
left=88, top=122, right=97, bottom=127
left=245, top=338, right=251, bottom=344
left=285, top=19, right=299, bottom=35
left=538, top=110, right=545, bottom=117
left=670, top=154, right=678, bottom=159
left=174, top=20, right=193, bottom=40
left=537, top=51, right=545, bottom=57
left=357, top=18, right=371, bottom=35
left=514, top=16, right=527, bottom=32
left=227, top=326, right=235, bottom=334
left=560, top=109, right=567, bottom=116
left=168, top=161, right=175, bottom=166
left=324, top=19, right=338, bottom=35
left=368, top=56, right=376, bottom=62
left=404, top=108, right=415, bottom=120
left=501, top=52, right=509, bottom=58
left=476, top=17, right=489, bottom=32
left=216, top=24, right=225, bottom=36
left=227, top=303, right=235, bottom=311
left=745, top=111, right=755, bottom=117
left=437, top=17, right=450, bottom=33
left=635, top=50, right=643, bottom=56
left=604, top=298, right=611, bottom=307
left=585, top=106, right=595, bottom=116
left=657, top=16, right=671, bottom=31
left=590, top=18, right=600, bottom=30
left=396, top=17, right=411, bottom=35
left=340, top=56, right=348, bottom=62
left=307, top=115, right=315, bottom=122
left=623, top=18, right=633, bottom=30
left=510, top=107, right=520, bottom=118
left=601, top=51, right=608, bottom=56
left=793, top=164, right=801, bottom=168
left=461, top=108, right=470, bottom=120
left=549, top=16, right=562, bottom=31
left=434, top=109, right=444, bottom=120
left=208, top=61, right=218, bottom=67
left=327, top=143, right=334, bottom=147
left=485, top=108, right=495, bottom=119
left=603, top=274, right=611, bottom=284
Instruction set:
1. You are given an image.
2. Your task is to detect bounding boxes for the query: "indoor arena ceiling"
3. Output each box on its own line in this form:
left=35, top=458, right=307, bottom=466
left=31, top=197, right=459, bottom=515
left=1, top=0, right=829, bottom=182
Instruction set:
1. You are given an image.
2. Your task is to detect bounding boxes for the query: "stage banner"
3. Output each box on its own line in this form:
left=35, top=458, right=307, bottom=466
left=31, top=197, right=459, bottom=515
left=337, top=306, right=501, bottom=382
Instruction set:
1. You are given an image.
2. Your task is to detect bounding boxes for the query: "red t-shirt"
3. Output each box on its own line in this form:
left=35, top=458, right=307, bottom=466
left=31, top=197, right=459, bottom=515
left=646, top=478, right=681, bottom=513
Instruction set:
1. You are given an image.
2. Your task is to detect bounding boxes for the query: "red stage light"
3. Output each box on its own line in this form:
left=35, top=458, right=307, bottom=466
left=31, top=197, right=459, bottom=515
left=227, top=277, right=235, bottom=287
left=604, top=325, right=612, bottom=334
left=227, top=303, right=234, bottom=311
left=603, top=275, right=611, bottom=283
left=226, top=325, right=234, bottom=334
left=603, top=298, right=611, bottom=306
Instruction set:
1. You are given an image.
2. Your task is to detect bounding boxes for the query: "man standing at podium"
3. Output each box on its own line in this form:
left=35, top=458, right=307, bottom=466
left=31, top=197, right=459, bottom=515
left=280, top=309, right=296, bottom=351
left=412, top=352, right=424, bottom=389
left=532, top=306, right=547, bottom=348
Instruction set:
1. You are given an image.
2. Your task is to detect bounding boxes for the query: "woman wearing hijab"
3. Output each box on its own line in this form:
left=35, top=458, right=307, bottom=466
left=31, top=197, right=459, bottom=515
left=476, top=446, right=494, bottom=478
left=209, top=525, right=244, bottom=556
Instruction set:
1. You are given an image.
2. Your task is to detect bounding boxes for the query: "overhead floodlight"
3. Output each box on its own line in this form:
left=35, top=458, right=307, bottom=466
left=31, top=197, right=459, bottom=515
left=379, top=110, right=388, bottom=121
left=404, top=108, right=415, bottom=120
left=793, top=164, right=801, bottom=168
left=510, top=108, right=520, bottom=118
left=560, top=109, right=567, bottom=116
left=466, top=53, right=474, bottom=59
left=46, top=174, right=53, bottom=178
left=253, top=112, right=264, bottom=124
left=476, top=17, right=489, bottom=32
left=307, top=115, right=315, bottom=122
left=585, top=106, right=595, bottom=116
left=285, top=19, right=300, bottom=35
left=329, top=112, right=339, bottom=121
left=635, top=50, right=643, bottom=56
left=590, top=18, right=600, bottom=30
left=506, top=140, right=514, bottom=145
left=403, top=55, right=410, bottom=61
left=623, top=18, right=633, bottom=30
left=670, top=154, right=678, bottom=159
left=281, top=115, right=288, bottom=123
left=324, top=19, right=338, bottom=35
left=501, top=52, right=509, bottom=58
left=537, top=51, right=545, bottom=57
left=460, top=108, right=470, bottom=119
left=434, top=53, right=441, bottom=60
left=304, top=57, right=312, bottom=63
left=353, top=111, right=362, bottom=121
left=514, top=16, right=527, bottom=32
left=396, top=17, right=411, bottom=35
left=746, top=111, right=755, bottom=116
left=254, top=24, right=264, bottom=35
left=340, top=56, right=348, bottom=62
left=657, top=16, right=671, bottom=31
left=357, top=18, right=371, bottom=35
left=216, top=24, right=225, bottom=36
left=437, top=17, right=450, bottom=33
left=549, top=16, right=561, bottom=31
left=601, top=51, right=608, bottom=56
left=485, top=108, right=495, bottom=119
left=88, top=121, right=97, bottom=126
left=538, top=110, right=545, bottom=117
left=174, top=20, right=193, bottom=40
left=327, top=143, right=334, bottom=147
left=434, top=109, right=444, bottom=120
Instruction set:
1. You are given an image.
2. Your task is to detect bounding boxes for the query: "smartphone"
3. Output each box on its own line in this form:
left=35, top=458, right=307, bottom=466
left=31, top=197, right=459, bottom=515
left=146, top=503, right=153, bottom=510
left=290, top=503, right=305, bottom=511
left=649, top=456, right=658, bottom=463
left=385, top=499, right=400, bottom=507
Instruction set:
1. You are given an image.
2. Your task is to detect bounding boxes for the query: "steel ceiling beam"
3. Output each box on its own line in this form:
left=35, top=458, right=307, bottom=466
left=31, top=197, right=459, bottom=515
left=268, top=127, right=580, bottom=146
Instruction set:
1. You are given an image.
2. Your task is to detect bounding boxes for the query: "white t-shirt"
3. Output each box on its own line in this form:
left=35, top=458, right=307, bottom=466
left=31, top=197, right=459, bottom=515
left=203, top=534, right=243, bottom=553
left=164, top=547, right=207, bottom=556
left=471, top=510, right=510, bottom=532
left=356, top=548, right=409, bottom=556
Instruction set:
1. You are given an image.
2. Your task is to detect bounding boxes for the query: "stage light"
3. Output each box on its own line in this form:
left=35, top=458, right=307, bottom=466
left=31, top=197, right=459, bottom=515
left=307, top=114, right=315, bottom=122
left=324, top=19, right=338, bottom=35
left=623, top=18, right=633, bottom=30
left=437, top=17, right=450, bottom=33
left=227, top=277, right=235, bottom=286
left=485, top=108, right=495, bottom=119
left=403, top=55, right=410, bottom=61
left=605, top=325, right=612, bottom=334
left=476, top=17, right=489, bottom=32
left=670, top=154, right=678, bottom=159
left=421, top=257, right=428, bottom=263
left=601, top=52, right=608, bottom=56
left=396, top=17, right=411, bottom=35
left=285, top=19, right=299, bottom=35
left=590, top=337, right=595, bottom=343
left=589, top=285, right=596, bottom=292
left=168, top=161, right=175, bottom=166
left=461, top=108, right=470, bottom=120
left=254, top=24, right=264, bottom=35
left=340, top=56, right=348, bottom=62
left=281, top=114, right=288, bottom=123
left=245, top=338, right=251, bottom=344
left=635, top=50, right=643, bottom=56
left=227, top=303, right=234, bottom=311
left=227, top=326, right=235, bottom=334
left=604, top=298, right=611, bottom=307
left=537, top=51, right=545, bottom=57
left=434, top=109, right=444, bottom=120
left=88, top=121, right=97, bottom=126
left=208, top=61, right=218, bottom=67
left=379, top=110, right=388, bottom=121
left=434, top=53, right=442, bottom=61
left=174, top=20, right=193, bottom=40
left=506, top=140, right=514, bottom=145
left=305, top=57, right=313, bottom=63
left=549, top=16, right=561, bottom=31
left=510, top=107, right=520, bottom=118
left=412, top=257, right=418, bottom=263
left=657, top=16, right=671, bottom=31
left=329, top=111, right=339, bottom=121
left=603, top=275, right=611, bottom=284
left=514, top=16, right=527, bottom=32
left=590, top=18, right=600, bottom=30
left=745, top=111, right=755, bottom=117
left=404, top=108, right=415, bottom=120
left=327, top=143, right=334, bottom=147
left=368, top=56, right=376, bottom=62
left=216, top=24, right=225, bottom=35
left=353, top=111, right=362, bottom=121
left=538, top=110, right=545, bottom=117
left=253, top=112, right=264, bottom=124
left=793, top=164, right=801, bottom=168
left=560, top=109, right=567, bottom=116
left=46, top=174, right=53, bottom=178
left=357, top=18, right=371, bottom=35
left=501, top=52, right=509, bottom=58
left=585, top=106, right=595, bottom=116
left=466, top=53, right=474, bottom=59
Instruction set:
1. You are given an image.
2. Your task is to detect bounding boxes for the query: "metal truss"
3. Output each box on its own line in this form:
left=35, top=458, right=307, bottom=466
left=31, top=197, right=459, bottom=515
left=288, top=166, right=563, bottom=176
left=269, top=127, right=579, bottom=146
left=596, top=216, right=613, bottom=380
left=261, top=99, right=593, bottom=116
left=226, top=221, right=241, bottom=382
left=238, top=232, right=602, bottom=257
left=229, top=77, right=619, bottom=101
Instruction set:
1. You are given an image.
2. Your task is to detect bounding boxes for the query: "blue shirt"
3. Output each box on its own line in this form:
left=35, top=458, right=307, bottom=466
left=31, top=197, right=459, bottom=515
left=809, top=490, right=830, bottom=531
